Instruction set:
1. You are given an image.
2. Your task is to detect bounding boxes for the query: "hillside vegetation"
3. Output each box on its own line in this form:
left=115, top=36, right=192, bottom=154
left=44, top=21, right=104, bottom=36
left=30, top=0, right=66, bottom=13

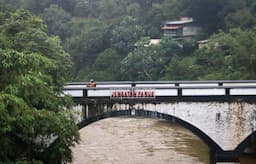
left=2, top=0, right=256, bottom=81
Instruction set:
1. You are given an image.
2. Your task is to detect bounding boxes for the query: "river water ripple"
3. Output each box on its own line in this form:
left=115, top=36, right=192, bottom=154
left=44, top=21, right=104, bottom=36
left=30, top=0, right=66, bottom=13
left=72, top=117, right=209, bottom=164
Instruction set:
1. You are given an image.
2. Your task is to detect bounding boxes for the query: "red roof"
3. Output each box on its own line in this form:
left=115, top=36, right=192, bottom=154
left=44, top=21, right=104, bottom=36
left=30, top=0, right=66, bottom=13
left=162, top=26, right=181, bottom=30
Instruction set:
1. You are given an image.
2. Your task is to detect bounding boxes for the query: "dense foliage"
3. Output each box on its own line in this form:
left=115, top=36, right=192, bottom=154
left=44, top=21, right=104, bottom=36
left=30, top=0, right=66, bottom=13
left=0, top=9, right=79, bottom=163
left=2, top=0, right=256, bottom=81
left=194, top=28, right=256, bottom=79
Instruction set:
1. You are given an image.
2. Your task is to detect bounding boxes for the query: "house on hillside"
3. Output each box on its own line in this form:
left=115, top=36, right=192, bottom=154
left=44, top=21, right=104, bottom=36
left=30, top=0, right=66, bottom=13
left=162, top=17, right=201, bottom=41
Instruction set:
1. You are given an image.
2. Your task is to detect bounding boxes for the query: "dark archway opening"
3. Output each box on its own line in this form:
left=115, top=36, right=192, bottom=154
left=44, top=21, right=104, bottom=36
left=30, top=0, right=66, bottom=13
left=75, top=115, right=209, bottom=163
left=78, top=109, right=223, bottom=154
left=78, top=109, right=256, bottom=163
left=235, top=131, right=256, bottom=164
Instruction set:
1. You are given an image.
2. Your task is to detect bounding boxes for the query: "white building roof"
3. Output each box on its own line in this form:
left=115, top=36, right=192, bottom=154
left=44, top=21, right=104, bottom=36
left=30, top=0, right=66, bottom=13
left=149, top=39, right=161, bottom=45
left=165, top=18, right=193, bottom=25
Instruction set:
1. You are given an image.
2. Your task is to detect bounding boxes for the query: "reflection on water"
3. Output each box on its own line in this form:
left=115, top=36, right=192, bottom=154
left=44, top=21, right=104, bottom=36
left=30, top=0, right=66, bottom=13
left=72, top=117, right=209, bottom=164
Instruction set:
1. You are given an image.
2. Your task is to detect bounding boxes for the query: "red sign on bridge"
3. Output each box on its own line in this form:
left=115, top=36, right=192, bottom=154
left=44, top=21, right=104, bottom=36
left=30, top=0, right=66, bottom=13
left=111, top=90, right=155, bottom=98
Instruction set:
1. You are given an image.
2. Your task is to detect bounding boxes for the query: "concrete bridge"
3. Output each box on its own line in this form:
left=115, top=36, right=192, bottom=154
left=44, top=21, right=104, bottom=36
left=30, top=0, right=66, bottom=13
left=64, top=80, right=256, bottom=164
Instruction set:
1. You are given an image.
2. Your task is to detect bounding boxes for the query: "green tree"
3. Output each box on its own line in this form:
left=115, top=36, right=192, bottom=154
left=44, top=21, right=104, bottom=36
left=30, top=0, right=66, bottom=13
left=194, top=28, right=256, bottom=80
left=22, top=0, right=76, bottom=15
left=0, top=9, right=79, bottom=163
left=161, top=0, right=182, bottom=20
left=64, top=21, right=109, bottom=79
left=127, top=2, right=140, bottom=17
left=89, top=48, right=122, bottom=81
left=98, top=0, right=125, bottom=20
left=164, top=56, right=200, bottom=80
left=225, top=9, right=256, bottom=29
left=120, top=37, right=181, bottom=80
left=22, top=0, right=52, bottom=14
left=110, top=16, right=144, bottom=54
left=74, top=0, right=100, bottom=18
left=0, top=0, right=23, bottom=10
left=142, top=3, right=164, bottom=38
left=0, top=9, right=73, bottom=88
left=41, top=4, right=72, bottom=40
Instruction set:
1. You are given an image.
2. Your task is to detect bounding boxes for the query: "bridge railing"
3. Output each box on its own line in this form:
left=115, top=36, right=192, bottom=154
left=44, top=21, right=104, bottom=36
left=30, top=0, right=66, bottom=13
left=63, top=80, right=256, bottom=98
left=65, top=80, right=256, bottom=85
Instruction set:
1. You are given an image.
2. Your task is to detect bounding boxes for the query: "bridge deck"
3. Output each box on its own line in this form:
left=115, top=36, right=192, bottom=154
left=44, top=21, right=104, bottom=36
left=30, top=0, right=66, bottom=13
left=63, top=81, right=256, bottom=101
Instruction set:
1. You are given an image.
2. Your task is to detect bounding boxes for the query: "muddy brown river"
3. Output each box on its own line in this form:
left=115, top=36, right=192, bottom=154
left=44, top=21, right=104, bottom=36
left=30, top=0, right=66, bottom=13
left=72, top=117, right=211, bottom=164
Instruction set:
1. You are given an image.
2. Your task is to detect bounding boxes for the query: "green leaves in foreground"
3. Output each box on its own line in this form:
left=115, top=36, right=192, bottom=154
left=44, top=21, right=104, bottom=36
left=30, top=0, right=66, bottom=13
left=0, top=9, right=79, bottom=163
left=0, top=93, right=79, bottom=163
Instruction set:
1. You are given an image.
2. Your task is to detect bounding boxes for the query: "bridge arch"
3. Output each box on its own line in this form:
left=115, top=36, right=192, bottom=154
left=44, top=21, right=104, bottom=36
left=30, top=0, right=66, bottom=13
left=235, top=131, right=256, bottom=155
left=77, top=109, right=223, bottom=153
